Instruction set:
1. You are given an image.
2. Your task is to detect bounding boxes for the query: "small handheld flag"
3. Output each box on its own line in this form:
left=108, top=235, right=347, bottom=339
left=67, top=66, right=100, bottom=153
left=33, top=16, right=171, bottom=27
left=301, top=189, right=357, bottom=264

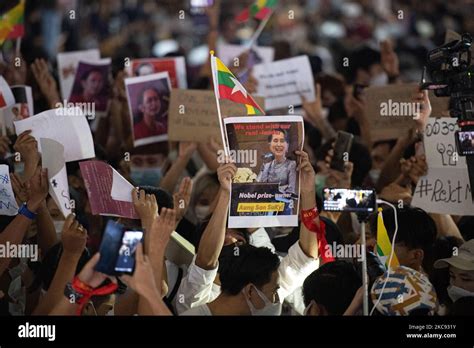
left=376, top=207, right=400, bottom=269
left=235, top=0, right=278, bottom=23
left=210, top=51, right=265, bottom=115
left=0, top=0, right=25, bottom=46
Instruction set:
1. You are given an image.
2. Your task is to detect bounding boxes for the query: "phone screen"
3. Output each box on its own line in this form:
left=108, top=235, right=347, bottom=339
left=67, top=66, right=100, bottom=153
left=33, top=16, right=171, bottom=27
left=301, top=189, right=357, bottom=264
left=323, top=188, right=376, bottom=213
left=114, top=230, right=143, bottom=274
left=456, top=130, right=474, bottom=155
left=95, top=221, right=125, bottom=275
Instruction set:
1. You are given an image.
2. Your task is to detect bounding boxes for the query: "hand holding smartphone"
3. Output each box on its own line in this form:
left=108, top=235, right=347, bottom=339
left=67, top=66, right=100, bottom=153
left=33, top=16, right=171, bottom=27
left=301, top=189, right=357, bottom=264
left=330, top=131, right=354, bottom=172
left=95, top=220, right=144, bottom=276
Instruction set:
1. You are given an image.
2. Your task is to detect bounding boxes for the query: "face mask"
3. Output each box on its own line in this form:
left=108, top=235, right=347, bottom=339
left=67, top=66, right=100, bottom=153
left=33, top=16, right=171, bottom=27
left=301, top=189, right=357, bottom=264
left=369, top=169, right=381, bottom=184
left=244, top=285, right=282, bottom=316
left=369, top=72, right=388, bottom=86
left=447, top=285, right=474, bottom=302
left=130, top=166, right=162, bottom=187
left=53, top=220, right=65, bottom=238
left=195, top=205, right=210, bottom=220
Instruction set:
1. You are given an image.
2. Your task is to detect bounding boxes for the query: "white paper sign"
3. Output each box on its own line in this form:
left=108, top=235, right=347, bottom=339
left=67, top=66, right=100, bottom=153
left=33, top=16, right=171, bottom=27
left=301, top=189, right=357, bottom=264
left=217, top=43, right=275, bottom=67
left=0, top=165, right=19, bottom=216
left=111, top=168, right=135, bottom=202
left=40, top=138, right=72, bottom=218
left=412, top=167, right=474, bottom=215
left=57, top=49, right=101, bottom=100
left=253, top=55, right=315, bottom=111
left=412, top=118, right=473, bottom=215
left=423, top=118, right=466, bottom=168
left=14, top=108, right=95, bottom=162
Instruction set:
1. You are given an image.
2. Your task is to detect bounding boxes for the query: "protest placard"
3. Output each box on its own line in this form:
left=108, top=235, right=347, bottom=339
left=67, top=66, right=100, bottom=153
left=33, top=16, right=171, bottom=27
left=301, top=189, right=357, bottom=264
left=1, top=85, right=34, bottom=136
left=69, top=59, right=111, bottom=118
left=125, top=72, right=171, bottom=147
left=14, top=107, right=95, bottom=162
left=224, top=115, right=304, bottom=228
left=40, top=138, right=72, bottom=218
left=126, top=57, right=187, bottom=89
left=364, top=83, right=449, bottom=141
left=80, top=160, right=139, bottom=219
left=168, top=89, right=265, bottom=143
left=252, top=55, right=315, bottom=111
left=0, top=165, right=18, bottom=216
left=412, top=117, right=474, bottom=215
left=57, top=49, right=101, bottom=100
left=0, top=76, right=15, bottom=108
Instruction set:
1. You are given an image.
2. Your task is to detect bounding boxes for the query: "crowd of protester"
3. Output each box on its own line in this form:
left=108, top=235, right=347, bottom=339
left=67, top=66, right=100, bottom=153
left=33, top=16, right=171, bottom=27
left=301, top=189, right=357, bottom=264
left=0, top=0, right=473, bottom=316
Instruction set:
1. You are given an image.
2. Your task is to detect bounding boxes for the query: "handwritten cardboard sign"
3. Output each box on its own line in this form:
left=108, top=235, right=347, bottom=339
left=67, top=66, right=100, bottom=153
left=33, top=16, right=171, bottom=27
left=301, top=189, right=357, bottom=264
left=168, top=89, right=264, bottom=144
left=412, top=118, right=474, bottom=215
left=364, top=83, right=449, bottom=141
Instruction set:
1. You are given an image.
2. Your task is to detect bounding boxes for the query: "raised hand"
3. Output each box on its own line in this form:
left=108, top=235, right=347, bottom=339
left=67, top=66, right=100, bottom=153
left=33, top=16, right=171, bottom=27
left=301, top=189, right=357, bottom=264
left=173, top=177, right=193, bottom=223
left=380, top=39, right=400, bottom=79
left=178, top=141, right=198, bottom=159
left=132, top=188, right=158, bottom=230
left=11, top=172, right=28, bottom=204
left=148, top=207, right=176, bottom=256
left=296, top=150, right=315, bottom=193
left=13, top=130, right=40, bottom=169
left=77, top=253, right=116, bottom=289
left=26, top=166, right=48, bottom=211
left=412, top=88, right=431, bottom=132
left=61, top=214, right=88, bottom=257
left=217, top=160, right=237, bottom=193
left=31, top=58, right=61, bottom=108
left=379, top=181, right=413, bottom=205
left=400, top=155, right=428, bottom=186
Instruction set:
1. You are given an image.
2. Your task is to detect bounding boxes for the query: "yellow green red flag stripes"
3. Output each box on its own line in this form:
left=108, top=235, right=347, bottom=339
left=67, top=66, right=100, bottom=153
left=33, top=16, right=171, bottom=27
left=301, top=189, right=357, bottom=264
left=235, top=0, right=278, bottom=23
left=376, top=208, right=400, bottom=269
left=0, top=0, right=25, bottom=45
left=212, top=52, right=265, bottom=116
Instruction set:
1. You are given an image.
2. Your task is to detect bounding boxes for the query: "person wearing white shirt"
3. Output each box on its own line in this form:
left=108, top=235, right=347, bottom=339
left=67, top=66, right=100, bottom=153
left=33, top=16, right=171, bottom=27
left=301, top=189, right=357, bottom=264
left=177, top=151, right=320, bottom=315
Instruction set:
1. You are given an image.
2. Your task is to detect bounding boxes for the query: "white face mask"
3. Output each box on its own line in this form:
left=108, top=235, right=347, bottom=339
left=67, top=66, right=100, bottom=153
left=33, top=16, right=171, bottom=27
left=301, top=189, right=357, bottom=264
left=195, top=205, right=210, bottom=221
left=369, top=168, right=381, bottom=183
left=369, top=72, right=388, bottom=86
left=244, top=285, right=282, bottom=316
left=447, top=285, right=474, bottom=302
left=53, top=220, right=65, bottom=238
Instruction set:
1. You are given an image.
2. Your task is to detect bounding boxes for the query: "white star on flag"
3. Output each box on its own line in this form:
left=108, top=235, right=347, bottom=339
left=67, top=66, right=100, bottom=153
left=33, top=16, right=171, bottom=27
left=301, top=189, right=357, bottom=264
left=229, top=76, right=248, bottom=98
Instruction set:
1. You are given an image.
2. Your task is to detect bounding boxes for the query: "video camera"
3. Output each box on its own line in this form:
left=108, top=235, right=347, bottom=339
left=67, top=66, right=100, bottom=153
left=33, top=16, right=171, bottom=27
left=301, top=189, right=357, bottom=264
left=423, top=33, right=474, bottom=121
left=422, top=32, right=474, bottom=201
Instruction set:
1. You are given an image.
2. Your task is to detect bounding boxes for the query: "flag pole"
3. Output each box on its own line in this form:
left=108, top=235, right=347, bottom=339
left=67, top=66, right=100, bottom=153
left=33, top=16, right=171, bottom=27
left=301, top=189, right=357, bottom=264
left=15, top=37, right=21, bottom=56
left=210, top=50, right=230, bottom=157
left=360, top=221, right=369, bottom=315
left=245, top=12, right=272, bottom=50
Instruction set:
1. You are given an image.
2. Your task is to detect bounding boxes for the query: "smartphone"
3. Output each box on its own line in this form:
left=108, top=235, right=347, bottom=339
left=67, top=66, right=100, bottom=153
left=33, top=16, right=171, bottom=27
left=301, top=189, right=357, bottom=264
left=322, top=188, right=376, bottom=213
left=455, top=130, right=474, bottom=156
left=330, top=131, right=354, bottom=172
left=114, top=230, right=143, bottom=274
left=352, top=84, right=367, bottom=99
left=190, top=0, right=213, bottom=14
left=95, top=220, right=125, bottom=276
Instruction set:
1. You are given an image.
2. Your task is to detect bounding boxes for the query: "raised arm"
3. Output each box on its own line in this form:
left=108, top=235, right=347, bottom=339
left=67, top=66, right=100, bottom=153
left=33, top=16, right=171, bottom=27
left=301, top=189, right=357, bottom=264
left=295, top=151, right=319, bottom=258
left=160, top=142, right=197, bottom=193
left=34, top=214, right=87, bottom=315
left=195, top=161, right=236, bottom=270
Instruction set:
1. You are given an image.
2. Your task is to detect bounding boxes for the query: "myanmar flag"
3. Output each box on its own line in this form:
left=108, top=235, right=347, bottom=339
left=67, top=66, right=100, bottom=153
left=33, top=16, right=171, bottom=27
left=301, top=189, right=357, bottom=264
left=0, top=0, right=25, bottom=46
left=235, top=0, right=278, bottom=23
left=211, top=52, right=265, bottom=115
left=376, top=208, right=400, bottom=269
